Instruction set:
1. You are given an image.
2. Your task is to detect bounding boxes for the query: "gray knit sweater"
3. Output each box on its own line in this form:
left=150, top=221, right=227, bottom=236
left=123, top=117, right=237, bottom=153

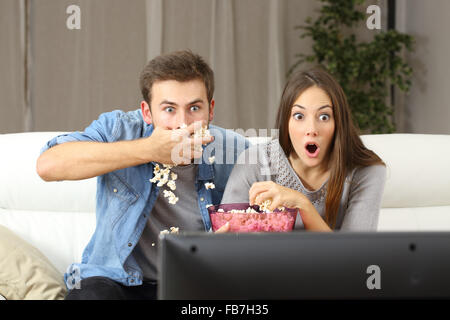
left=220, top=139, right=387, bottom=231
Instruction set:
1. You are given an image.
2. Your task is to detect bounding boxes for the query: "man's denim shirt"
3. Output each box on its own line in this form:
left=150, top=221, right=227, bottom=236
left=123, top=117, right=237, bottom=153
left=40, top=109, right=250, bottom=288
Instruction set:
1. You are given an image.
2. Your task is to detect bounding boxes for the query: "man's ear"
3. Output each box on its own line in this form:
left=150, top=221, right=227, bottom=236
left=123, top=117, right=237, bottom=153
left=209, top=99, right=215, bottom=122
left=141, top=101, right=152, bottom=124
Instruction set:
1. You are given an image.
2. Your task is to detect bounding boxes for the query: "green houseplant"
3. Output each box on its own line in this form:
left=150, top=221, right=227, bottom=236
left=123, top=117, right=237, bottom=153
left=289, top=0, right=414, bottom=133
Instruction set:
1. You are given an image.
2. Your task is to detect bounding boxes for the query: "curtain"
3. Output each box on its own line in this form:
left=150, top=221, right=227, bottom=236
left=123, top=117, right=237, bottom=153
left=1, top=0, right=392, bottom=134
left=145, top=0, right=322, bottom=131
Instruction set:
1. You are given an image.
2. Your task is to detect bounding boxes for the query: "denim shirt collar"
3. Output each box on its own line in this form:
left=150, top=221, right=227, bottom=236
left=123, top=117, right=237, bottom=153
left=143, top=122, right=214, bottom=181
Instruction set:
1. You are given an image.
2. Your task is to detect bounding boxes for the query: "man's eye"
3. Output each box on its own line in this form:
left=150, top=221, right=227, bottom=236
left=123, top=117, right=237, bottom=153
left=190, top=105, right=200, bottom=112
left=293, top=113, right=304, bottom=120
left=319, top=114, right=330, bottom=121
left=164, top=107, right=174, bottom=113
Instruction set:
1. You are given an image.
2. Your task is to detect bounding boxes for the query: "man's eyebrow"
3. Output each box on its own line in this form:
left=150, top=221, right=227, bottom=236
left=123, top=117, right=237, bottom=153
left=159, top=99, right=205, bottom=106
left=187, top=98, right=204, bottom=105
left=293, top=104, right=332, bottom=110
left=160, top=100, right=177, bottom=106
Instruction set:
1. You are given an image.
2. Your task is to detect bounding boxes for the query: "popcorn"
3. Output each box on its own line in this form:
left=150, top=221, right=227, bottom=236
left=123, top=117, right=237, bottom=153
left=153, top=227, right=180, bottom=247
left=163, top=189, right=179, bottom=205
left=159, top=226, right=180, bottom=235
left=149, top=123, right=214, bottom=206
left=167, top=180, right=176, bottom=191
left=206, top=204, right=213, bottom=209
left=208, top=156, right=215, bottom=164
left=205, top=182, right=215, bottom=190
left=193, top=125, right=211, bottom=139
left=258, top=199, right=272, bottom=213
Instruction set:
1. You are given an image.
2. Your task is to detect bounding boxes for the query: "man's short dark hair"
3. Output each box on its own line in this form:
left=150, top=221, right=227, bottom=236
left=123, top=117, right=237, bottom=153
left=139, top=50, right=214, bottom=106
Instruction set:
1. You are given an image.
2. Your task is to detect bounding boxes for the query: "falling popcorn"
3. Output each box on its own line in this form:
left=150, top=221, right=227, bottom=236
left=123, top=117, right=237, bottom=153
left=163, top=190, right=179, bottom=205
left=205, top=182, right=215, bottom=190
left=208, top=156, right=215, bottom=164
left=167, top=180, right=176, bottom=191
left=159, top=226, right=180, bottom=236
left=149, top=123, right=214, bottom=206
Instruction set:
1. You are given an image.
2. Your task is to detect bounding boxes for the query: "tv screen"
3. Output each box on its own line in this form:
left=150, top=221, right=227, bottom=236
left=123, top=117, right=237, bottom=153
left=158, top=232, right=450, bottom=299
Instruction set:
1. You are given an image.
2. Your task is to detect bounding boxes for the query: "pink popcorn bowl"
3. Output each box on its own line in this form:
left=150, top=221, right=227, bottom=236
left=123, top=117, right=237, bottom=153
left=208, top=203, right=298, bottom=233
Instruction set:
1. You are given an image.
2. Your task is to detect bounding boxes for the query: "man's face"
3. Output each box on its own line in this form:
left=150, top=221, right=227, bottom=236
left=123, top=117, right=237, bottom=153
left=141, top=79, right=214, bottom=129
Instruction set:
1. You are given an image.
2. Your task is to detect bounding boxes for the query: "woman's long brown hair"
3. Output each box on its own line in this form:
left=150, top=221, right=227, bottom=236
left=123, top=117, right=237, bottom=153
left=275, top=68, right=385, bottom=228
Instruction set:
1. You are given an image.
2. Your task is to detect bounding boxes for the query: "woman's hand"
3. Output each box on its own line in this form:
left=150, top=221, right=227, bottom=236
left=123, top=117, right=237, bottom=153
left=249, top=181, right=308, bottom=211
left=249, top=181, right=332, bottom=232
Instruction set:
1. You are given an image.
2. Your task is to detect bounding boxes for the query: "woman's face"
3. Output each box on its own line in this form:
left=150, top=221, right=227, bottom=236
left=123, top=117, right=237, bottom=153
left=288, top=86, right=335, bottom=170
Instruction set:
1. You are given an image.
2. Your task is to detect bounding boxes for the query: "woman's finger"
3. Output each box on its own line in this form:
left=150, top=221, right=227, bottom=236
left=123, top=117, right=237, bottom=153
left=249, top=181, right=273, bottom=204
left=254, top=190, right=276, bottom=207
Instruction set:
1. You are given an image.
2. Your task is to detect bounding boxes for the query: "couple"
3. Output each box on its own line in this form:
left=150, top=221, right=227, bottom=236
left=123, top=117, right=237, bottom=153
left=36, top=50, right=386, bottom=300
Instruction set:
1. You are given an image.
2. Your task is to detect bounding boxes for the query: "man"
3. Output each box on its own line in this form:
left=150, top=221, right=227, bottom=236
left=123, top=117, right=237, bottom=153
left=36, top=50, right=249, bottom=299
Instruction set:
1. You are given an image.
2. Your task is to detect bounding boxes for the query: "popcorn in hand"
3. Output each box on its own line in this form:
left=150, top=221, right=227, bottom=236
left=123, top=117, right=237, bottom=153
left=149, top=123, right=214, bottom=206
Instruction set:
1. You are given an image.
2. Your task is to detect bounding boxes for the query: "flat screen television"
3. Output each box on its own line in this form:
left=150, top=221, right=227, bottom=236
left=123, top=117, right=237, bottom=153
left=158, top=232, right=450, bottom=299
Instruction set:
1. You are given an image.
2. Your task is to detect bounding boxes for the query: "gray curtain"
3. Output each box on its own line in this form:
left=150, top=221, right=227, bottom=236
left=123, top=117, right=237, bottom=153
left=1, top=0, right=398, bottom=134
left=0, top=0, right=27, bottom=133
left=145, top=0, right=322, bottom=131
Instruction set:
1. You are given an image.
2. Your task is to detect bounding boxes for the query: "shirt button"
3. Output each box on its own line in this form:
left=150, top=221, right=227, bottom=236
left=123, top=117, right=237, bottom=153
left=128, top=243, right=132, bottom=247
left=113, top=188, right=118, bottom=193
left=200, top=197, right=204, bottom=202
left=130, top=279, right=134, bottom=283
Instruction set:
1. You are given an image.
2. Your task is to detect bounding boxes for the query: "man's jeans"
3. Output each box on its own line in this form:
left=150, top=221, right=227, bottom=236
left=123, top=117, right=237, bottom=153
left=65, top=276, right=157, bottom=300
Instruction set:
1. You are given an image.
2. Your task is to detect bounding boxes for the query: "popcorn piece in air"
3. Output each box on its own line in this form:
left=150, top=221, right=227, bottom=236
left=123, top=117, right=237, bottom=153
left=159, top=226, right=180, bottom=236
left=149, top=124, right=214, bottom=206
left=205, top=182, right=215, bottom=190
left=163, top=190, right=179, bottom=205
left=167, top=180, right=176, bottom=191
left=208, top=156, right=215, bottom=164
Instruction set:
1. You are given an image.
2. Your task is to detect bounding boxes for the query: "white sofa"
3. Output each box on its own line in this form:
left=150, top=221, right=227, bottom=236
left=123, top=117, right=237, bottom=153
left=0, top=132, right=450, bottom=282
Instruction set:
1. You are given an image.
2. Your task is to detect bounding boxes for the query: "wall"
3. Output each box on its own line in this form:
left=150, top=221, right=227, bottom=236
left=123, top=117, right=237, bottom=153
left=396, top=0, right=450, bottom=134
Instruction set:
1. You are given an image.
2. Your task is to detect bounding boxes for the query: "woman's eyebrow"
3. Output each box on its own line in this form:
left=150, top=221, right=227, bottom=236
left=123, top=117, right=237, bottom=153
left=293, top=104, right=332, bottom=110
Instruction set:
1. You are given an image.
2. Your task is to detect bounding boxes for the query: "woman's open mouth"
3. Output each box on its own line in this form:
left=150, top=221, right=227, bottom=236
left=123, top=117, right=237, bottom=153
left=304, top=142, right=320, bottom=158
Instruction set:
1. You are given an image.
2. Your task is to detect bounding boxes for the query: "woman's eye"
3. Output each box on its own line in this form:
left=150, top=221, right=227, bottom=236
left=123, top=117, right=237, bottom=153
left=319, top=114, right=330, bottom=121
left=164, top=107, right=174, bottom=113
left=293, top=113, right=304, bottom=120
left=190, top=105, right=200, bottom=112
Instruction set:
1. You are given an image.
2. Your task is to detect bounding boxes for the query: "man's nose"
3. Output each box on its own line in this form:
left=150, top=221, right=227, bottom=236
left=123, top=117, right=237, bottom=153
left=176, top=111, right=188, bottom=129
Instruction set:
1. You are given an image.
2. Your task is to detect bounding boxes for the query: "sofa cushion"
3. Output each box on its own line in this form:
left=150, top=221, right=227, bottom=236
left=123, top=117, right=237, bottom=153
left=0, top=225, right=67, bottom=300
left=0, top=132, right=96, bottom=213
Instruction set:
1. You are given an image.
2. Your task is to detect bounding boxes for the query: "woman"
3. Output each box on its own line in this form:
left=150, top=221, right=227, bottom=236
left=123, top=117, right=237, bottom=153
left=220, top=68, right=386, bottom=231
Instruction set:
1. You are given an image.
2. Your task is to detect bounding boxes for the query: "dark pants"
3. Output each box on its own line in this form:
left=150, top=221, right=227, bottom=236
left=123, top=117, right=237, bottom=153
left=65, top=276, right=158, bottom=300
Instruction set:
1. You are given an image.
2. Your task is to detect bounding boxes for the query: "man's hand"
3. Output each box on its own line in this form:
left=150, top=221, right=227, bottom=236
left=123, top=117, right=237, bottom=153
left=145, top=121, right=214, bottom=165
left=215, top=222, right=230, bottom=233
